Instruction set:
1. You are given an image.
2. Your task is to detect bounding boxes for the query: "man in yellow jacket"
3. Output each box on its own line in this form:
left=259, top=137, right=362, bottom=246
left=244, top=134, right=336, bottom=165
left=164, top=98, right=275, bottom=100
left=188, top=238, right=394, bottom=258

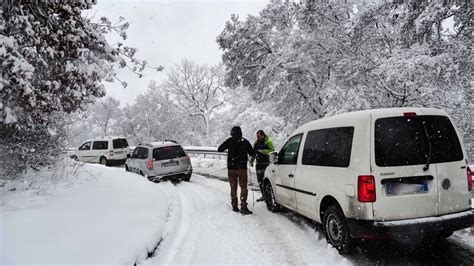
left=249, top=130, right=275, bottom=202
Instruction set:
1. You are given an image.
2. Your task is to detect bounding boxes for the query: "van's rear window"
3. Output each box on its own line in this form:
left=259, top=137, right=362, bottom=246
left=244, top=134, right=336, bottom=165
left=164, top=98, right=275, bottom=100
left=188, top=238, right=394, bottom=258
left=375, top=115, right=463, bottom=167
left=113, top=139, right=129, bottom=149
left=153, top=146, right=186, bottom=161
left=92, top=141, right=108, bottom=150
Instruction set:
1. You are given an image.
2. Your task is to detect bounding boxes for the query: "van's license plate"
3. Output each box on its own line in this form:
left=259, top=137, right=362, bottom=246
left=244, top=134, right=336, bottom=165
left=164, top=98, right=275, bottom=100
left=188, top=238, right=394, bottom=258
left=386, top=181, right=428, bottom=196
left=162, top=161, right=179, bottom=167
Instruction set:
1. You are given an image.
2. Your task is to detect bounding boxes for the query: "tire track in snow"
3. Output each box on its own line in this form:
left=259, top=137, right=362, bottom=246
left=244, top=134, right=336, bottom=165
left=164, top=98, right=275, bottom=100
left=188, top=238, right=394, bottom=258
left=144, top=181, right=196, bottom=265
left=247, top=215, right=306, bottom=264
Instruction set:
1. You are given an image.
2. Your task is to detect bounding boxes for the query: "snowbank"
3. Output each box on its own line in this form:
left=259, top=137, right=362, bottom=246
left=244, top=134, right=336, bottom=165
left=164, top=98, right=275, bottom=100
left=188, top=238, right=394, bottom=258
left=191, top=156, right=228, bottom=180
left=1, top=163, right=168, bottom=264
left=190, top=156, right=259, bottom=184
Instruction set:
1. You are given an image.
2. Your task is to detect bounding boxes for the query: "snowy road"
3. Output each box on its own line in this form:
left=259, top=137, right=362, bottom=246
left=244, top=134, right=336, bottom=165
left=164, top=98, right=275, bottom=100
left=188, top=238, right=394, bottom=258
left=145, top=174, right=348, bottom=265
left=144, top=172, right=474, bottom=265
left=145, top=175, right=474, bottom=265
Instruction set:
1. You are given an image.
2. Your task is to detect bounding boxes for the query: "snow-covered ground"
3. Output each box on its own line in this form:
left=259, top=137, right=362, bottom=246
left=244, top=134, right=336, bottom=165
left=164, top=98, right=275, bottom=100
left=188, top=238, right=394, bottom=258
left=0, top=159, right=347, bottom=264
left=189, top=155, right=228, bottom=181
left=1, top=158, right=472, bottom=264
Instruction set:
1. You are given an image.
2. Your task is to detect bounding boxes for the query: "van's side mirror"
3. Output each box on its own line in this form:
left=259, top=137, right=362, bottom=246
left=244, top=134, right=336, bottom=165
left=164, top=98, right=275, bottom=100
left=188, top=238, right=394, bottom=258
left=127, top=154, right=130, bottom=158
left=269, top=151, right=278, bottom=164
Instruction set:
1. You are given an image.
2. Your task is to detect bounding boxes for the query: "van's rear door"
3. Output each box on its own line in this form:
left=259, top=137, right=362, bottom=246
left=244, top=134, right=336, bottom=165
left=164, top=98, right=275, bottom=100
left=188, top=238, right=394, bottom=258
left=428, top=116, right=467, bottom=215
left=113, top=138, right=129, bottom=159
left=370, top=110, right=464, bottom=221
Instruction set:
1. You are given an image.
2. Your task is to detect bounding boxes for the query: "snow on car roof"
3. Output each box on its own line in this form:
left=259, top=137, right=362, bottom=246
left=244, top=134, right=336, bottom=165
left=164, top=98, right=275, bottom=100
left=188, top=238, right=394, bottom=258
left=295, top=107, right=447, bottom=135
left=85, top=136, right=128, bottom=142
left=146, top=141, right=181, bottom=148
left=96, top=136, right=127, bottom=139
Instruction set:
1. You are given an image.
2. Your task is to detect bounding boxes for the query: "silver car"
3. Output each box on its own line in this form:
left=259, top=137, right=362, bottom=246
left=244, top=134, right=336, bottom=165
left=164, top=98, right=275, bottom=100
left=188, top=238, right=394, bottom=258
left=125, top=141, right=193, bottom=182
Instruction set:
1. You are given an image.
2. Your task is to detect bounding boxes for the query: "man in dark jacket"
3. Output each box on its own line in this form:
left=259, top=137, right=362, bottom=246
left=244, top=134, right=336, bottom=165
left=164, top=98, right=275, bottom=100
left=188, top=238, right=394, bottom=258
left=249, top=130, right=275, bottom=202
left=218, top=126, right=255, bottom=214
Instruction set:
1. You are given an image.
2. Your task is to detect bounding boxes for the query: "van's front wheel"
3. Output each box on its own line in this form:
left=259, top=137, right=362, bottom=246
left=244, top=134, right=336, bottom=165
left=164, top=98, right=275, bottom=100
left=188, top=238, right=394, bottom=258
left=264, top=182, right=280, bottom=212
left=323, top=205, right=354, bottom=254
left=100, top=157, right=108, bottom=166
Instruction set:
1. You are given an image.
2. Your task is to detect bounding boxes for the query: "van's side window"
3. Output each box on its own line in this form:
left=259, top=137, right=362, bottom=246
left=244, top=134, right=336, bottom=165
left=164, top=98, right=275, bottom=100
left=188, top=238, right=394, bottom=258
left=92, top=141, right=108, bottom=150
left=79, top=142, right=91, bottom=151
left=278, top=134, right=302, bottom=165
left=302, top=127, right=354, bottom=167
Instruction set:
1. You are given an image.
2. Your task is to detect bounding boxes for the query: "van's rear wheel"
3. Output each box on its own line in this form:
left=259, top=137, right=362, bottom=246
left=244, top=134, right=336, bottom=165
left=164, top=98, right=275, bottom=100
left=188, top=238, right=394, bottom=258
left=323, top=205, right=354, bottom=254
left=100, top=157, right=108, bottom=166
left=264, top=182, right=280, bottom=212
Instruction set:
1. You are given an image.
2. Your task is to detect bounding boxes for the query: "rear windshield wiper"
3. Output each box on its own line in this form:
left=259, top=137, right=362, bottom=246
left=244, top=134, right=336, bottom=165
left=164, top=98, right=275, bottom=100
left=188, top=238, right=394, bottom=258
left=422, top=121, right=432, bottom=171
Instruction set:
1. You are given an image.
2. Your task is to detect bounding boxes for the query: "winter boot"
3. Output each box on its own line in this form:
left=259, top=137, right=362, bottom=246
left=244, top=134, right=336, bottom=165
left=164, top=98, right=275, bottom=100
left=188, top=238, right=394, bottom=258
left=240, top=206, right=253, bottom=215
left=232, top=206, right=240, bottom=212
left=256, top=197, right=265, bottom=202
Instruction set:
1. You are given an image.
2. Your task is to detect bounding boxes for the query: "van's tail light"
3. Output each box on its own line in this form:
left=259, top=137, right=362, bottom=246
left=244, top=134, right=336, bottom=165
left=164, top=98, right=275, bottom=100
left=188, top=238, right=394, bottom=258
left=467, top=166, right=472, bottom=192
left=358, top=175, right=376, bottom=202
left=147, top=159, right=154, bottom=170
left=109, top=150, right=114, bottom=157
left=186, top=154, right=191, bottom=161
left=404, top=112, right=417, bottom=117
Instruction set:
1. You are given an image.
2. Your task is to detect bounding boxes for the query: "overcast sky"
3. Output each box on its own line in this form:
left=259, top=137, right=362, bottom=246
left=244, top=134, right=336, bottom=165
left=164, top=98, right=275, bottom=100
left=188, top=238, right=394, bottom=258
left=88, top=0, right=269, bottom=106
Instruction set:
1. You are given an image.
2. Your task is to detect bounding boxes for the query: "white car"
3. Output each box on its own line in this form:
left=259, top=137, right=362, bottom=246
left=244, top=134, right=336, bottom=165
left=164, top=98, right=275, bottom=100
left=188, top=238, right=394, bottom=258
left=263, top=108, right=473, bottom=253
left=125, top=141, right=193, bottom=182
left=72, top=136, right=130, bottom=166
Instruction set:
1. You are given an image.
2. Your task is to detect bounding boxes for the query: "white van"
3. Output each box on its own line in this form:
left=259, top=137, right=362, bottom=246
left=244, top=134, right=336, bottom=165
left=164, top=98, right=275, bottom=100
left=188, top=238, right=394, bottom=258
left=263, top=108, right=473, bottom=253
left=72, top=136, right=130, bottom=166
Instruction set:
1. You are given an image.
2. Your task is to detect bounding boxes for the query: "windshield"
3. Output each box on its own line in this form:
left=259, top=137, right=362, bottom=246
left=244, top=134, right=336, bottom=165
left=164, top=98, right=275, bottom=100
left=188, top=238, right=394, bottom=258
left=375, top=115, right=463, bottom=167
left=153, top=146, right=186, bottom=161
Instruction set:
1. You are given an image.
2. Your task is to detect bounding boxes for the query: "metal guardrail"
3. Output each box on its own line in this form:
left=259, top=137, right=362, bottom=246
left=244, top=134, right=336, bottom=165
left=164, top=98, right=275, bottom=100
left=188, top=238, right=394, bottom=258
left=70, top=145, right=227, bottom=157
left=183, top=147, right=227, bottom=157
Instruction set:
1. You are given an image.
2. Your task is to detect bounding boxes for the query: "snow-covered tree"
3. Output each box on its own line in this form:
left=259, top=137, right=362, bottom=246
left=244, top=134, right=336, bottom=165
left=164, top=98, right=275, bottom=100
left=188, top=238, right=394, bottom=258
left=213, top=86, right=287, bottom=148
left=217, top=0, right=355, bottom=127
left=89, top=97, right=122, bottom=136
left=159, top=59, right=225, bottom=143
left=218, top=0, right=472, bottom=160
left=115, top=84, right=198, bottom=146
left=343, top=0, right=473, bottom=159
left=0, top=1, right=161, bottom=177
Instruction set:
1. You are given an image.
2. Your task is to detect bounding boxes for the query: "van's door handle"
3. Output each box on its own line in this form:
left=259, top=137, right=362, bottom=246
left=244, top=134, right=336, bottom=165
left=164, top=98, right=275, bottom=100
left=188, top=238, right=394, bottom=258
left=271, top=170, right=275, bottom=173
left=460, top=166, right=466, bottom=169
left=289, top=174, right=294, bottom=178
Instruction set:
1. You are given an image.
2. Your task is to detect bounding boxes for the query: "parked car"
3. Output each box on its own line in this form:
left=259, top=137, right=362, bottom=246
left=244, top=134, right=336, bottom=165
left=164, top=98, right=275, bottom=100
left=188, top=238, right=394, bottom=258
left=125, top=141, right=193, bottom=182
left=72, top=136, right=130, bottom=166
left=263, top=108, right=473, bottom=253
